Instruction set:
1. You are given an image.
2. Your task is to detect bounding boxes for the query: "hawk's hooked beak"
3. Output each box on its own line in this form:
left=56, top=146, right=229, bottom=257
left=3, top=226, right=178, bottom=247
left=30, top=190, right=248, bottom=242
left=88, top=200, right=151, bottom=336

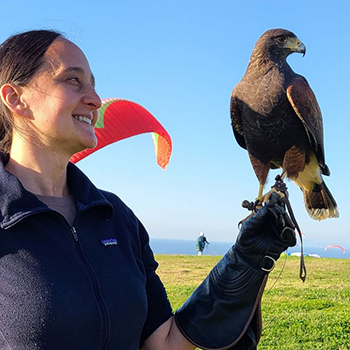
left=286, top=37, right=306, bottom=57
left=297, top=42, right=306, bottom=57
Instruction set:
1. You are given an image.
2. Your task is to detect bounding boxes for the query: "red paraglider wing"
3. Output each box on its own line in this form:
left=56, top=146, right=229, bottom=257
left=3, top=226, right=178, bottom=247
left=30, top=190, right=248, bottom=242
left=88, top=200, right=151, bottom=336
left=70, top=98, right=172, bottom=170
left=324, top=244, right=345, bottom=253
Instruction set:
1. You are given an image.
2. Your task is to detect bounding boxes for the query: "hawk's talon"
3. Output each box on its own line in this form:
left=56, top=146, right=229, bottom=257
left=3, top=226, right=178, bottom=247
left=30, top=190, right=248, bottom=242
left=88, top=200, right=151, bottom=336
left=238, top=212, right=255, bottom=228
left=272, top=174, right=288, bottom=193
left=241, top=199, right=260, bottom=212
left=239, top=199, right=262, bottom=226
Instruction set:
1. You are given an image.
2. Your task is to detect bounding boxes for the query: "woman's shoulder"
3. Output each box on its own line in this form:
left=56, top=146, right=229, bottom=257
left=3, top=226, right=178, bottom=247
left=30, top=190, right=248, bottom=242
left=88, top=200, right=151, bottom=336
left=99, top=189, right=139, bottom=221
left=99, top=189, right=130, bottom=209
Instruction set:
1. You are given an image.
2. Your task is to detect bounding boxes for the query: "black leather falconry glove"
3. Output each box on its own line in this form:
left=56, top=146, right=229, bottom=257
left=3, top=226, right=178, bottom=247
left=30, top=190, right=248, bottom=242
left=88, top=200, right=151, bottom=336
left=175, top=192, right=296, bottom=350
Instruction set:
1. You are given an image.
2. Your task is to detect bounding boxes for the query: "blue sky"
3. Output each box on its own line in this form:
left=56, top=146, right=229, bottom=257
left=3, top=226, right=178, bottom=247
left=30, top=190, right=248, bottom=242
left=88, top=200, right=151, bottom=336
left=1, top=1, right=349, bottom=251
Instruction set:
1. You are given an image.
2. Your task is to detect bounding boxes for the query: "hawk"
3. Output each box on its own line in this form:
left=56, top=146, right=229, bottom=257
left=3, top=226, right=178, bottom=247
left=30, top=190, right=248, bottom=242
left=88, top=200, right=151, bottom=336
left=230, top=28, right=339, bottom=220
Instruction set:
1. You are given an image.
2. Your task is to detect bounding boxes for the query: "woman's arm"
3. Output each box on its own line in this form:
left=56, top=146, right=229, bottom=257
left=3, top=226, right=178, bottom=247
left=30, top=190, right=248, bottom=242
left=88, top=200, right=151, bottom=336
left=143, top=193, right=296, bottom=350
left=142, top=316, right=195, bottom=350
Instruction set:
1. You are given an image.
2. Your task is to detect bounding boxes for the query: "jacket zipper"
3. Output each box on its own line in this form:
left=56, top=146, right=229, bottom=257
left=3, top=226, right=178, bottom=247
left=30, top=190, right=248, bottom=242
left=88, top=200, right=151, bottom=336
left=71, top=226, right=78, bottom=241
left=70, top=225, right=110, bottom=349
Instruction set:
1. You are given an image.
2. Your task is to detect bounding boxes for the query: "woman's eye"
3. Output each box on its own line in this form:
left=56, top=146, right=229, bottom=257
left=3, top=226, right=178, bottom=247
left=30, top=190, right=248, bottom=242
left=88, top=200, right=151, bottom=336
left=68, top=76, right=81, bottom=84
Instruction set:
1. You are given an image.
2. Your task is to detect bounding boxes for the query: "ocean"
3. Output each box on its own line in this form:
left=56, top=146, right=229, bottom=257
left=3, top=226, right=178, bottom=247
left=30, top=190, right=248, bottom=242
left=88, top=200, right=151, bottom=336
left=150, top=238, right=349, bottom=259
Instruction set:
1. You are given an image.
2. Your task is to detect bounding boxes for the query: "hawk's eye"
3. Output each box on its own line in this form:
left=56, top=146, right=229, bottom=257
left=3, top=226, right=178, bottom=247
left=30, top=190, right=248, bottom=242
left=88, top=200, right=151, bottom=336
left=277, top=35, right=287, bottom=43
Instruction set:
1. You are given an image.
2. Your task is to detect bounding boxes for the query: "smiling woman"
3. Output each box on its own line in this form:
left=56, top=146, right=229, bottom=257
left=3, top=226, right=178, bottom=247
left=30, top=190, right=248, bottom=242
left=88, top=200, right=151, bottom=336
left=2, top=35, right=101, bottom=167
left=0, top=30, right=296, bottom=350
left=0, top=29, right=177, bottom=350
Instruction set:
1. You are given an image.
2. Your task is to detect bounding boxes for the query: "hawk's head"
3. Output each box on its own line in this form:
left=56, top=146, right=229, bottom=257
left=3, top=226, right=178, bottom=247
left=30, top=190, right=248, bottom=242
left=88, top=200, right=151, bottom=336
left=253, top=28, right=306, bottom=61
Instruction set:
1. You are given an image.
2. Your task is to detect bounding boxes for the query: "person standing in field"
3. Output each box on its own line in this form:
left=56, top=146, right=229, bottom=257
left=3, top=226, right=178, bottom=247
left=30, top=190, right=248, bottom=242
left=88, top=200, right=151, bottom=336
left=195, top=231, right=210, bottom=255
left=0, top=29, right=296, bottom=350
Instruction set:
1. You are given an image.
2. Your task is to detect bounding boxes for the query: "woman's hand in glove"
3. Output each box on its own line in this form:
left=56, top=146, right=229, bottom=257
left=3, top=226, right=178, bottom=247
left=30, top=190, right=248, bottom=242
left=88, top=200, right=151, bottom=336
left=235, top=191, right=297, bottom=272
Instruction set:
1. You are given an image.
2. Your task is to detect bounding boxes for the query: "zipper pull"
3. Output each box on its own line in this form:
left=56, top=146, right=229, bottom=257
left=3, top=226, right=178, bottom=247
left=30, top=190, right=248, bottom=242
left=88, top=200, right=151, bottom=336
left=71, top=227, right=78, bottom=241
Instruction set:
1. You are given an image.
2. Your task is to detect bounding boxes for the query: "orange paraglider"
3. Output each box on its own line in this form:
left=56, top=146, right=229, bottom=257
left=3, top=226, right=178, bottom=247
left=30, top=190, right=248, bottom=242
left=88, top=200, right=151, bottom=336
left=70, top=98, right=172, bottom=169
left=324, top=244, right=345, bottom=253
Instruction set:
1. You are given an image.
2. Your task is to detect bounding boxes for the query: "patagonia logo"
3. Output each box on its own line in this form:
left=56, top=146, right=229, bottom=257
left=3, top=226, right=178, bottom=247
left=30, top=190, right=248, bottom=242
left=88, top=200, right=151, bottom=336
left=101, top=238, right=118, bottom=246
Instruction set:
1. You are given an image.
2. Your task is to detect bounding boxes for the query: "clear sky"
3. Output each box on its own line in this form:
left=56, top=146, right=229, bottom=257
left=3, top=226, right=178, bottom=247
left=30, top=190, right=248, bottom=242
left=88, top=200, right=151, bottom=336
left=1, top=1, right=348, bottom=250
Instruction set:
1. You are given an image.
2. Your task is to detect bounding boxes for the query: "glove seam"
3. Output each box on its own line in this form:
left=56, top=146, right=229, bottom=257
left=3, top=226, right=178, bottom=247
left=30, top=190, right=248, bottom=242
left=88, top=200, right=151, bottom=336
left=210, top=265, right=263, bottom=294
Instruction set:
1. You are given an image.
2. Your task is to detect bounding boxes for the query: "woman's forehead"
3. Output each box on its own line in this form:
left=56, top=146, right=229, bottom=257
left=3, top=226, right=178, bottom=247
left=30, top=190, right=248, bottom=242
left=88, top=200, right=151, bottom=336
left=43, top=37, right=93, bottom=78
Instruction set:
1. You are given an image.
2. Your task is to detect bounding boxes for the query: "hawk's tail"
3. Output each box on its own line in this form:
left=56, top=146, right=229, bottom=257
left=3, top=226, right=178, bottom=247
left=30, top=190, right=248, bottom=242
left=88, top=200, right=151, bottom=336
left=303, top=181, right=339, bottom=220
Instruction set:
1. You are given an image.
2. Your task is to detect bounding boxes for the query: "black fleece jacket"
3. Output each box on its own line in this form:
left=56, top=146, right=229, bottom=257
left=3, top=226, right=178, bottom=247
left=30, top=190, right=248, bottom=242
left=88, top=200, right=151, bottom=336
left=0, top=160, right=172, bottom=350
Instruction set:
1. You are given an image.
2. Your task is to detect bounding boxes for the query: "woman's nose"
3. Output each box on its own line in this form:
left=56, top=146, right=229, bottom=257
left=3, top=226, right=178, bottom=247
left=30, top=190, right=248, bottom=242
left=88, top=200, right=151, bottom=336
left=84, top=87, right=102, bottom=110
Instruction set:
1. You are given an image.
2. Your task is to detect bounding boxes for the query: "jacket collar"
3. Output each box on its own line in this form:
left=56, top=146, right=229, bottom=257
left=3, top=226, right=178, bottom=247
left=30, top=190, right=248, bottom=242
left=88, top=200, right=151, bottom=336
left=0, top=157, right=113, bottom=229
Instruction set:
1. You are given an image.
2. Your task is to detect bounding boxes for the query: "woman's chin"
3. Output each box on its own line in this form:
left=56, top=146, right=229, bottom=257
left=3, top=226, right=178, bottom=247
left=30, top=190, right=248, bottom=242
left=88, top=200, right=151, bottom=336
left=70, top=137, right=97, bottom=157
left=81, top=132, right=98, bottom=149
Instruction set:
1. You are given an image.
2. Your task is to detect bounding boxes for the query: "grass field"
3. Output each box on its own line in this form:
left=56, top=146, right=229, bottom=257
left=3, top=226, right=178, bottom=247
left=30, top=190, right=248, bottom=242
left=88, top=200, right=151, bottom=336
left=155, top=254, right=350, bottom=350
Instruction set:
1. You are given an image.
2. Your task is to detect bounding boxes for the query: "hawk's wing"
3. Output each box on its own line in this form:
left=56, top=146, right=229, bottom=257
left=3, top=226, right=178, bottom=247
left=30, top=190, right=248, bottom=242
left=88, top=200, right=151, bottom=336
left=230, top=88, right=247, bottom=150
left=286, top=76, right=329, bottom=174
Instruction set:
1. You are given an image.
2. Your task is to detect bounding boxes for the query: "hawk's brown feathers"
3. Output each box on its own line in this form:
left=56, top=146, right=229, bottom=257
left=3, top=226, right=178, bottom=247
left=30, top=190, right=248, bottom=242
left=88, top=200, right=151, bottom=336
left=230, top=29, right=338, bottom=220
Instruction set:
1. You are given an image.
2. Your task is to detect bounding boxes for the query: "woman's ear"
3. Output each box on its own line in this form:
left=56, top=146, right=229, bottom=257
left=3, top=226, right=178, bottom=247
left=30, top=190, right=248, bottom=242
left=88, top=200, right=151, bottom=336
left=0, top=83, right=30, bottom=118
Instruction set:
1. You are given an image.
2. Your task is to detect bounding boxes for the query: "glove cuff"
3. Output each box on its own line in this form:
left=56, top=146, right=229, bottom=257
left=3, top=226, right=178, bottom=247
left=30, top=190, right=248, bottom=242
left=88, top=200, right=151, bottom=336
left=174, top=247, right=268, bottom=349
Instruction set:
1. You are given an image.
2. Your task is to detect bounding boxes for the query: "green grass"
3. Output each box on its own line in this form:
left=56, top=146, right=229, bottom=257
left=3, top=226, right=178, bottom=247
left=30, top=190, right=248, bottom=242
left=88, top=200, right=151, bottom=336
left=155, top=254, right=350, bottom=350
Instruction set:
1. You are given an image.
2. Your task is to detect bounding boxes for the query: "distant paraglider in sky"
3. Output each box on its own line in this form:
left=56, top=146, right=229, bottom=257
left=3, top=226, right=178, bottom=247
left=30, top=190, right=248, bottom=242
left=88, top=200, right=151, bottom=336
left=324, top=244, right=346, bottom=254
left=70, top=98, right=172, bottom=170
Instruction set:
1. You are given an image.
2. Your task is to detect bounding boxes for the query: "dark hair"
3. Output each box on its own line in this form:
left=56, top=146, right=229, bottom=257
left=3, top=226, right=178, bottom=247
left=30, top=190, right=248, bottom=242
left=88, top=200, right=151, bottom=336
left=0, top=30, right=62, bottom=153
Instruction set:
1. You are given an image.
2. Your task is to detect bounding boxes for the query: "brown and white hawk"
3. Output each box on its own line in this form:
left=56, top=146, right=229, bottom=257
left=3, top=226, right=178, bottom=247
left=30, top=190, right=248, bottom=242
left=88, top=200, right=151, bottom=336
left=230, top=28, right=339, bottom=220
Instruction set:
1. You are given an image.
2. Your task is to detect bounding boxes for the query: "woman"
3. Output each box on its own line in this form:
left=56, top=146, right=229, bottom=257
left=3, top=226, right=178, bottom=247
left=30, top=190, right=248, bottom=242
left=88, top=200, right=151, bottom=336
left=0, top=30, right=296, bottom=350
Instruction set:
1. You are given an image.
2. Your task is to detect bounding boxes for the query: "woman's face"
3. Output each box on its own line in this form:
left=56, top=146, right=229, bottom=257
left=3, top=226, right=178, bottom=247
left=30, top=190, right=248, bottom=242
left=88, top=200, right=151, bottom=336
left=18, top=37, right=102, bottom=156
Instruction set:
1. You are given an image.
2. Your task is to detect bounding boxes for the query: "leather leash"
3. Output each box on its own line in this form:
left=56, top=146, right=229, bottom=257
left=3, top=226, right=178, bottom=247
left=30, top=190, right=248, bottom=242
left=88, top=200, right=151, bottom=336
left=272, top=175, right=307, bottom=282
